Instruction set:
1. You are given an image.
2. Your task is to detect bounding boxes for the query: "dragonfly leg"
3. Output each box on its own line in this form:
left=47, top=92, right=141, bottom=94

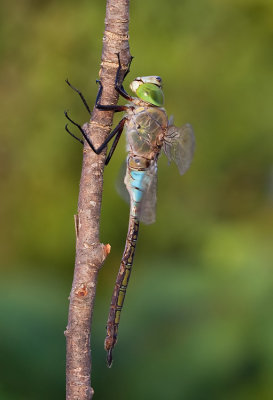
left=95, top=80, right=129, bottom=112
left=65, top=111, right=126, bottom=156
left=95, top=53, right=134, bottom=109
left=105, top=118, right=125, bottom=165
left=97, top=117, right=126, bottom=157
left=65, top=79, right=91, bottom=115
left=65, top=124, right=84, bottom=145
left=114, top=53, right=134, bottom=101
left=65, top=111, right=99, bottom=152
left=122, top=53, right=134, bottom=81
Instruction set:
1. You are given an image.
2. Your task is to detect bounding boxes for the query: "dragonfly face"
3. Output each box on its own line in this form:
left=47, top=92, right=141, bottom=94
left=130, top=76, right=164, bottom=106
left=130, top=76, right=162, bottom=90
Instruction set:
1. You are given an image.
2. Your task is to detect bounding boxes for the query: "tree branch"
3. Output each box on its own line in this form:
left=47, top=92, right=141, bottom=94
left=65, top=1, right=131, bottom=399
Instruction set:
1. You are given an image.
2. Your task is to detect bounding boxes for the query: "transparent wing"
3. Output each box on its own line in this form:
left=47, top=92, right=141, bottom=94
left=163, top=119, right=195, bottom=175
left=115, top=161, right=130, bottom=204
left=138, top=161, right=158, bottom=225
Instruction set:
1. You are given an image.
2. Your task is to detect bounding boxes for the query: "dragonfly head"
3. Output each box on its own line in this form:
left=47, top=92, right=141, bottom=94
left=130, top=76, right=164, bottom=106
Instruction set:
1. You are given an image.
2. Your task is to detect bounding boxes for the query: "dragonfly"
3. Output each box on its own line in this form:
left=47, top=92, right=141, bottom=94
left=65, top=54, right=195, bottom=367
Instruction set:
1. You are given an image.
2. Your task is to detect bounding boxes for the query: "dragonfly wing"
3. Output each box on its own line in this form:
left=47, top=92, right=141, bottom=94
left=163, top=121, right=195, bottom=175
left=138, top=161, right=158, bottom=225
left=116, top=161, right=130, bottom=204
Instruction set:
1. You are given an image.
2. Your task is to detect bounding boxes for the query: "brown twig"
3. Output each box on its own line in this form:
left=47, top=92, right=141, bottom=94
left=65, top=1, right=131, bottom=399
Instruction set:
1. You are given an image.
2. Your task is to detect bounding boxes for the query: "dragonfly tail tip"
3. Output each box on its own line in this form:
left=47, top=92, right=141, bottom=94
left=106, top=349, right=113, bottom=368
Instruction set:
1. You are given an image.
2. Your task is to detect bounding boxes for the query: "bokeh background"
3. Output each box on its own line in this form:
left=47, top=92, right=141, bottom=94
left=1, top=0, right=272, bottom=399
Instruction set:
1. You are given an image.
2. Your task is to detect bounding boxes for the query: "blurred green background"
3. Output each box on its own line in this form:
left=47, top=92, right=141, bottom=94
left=1, top=0, right=272, bottom=399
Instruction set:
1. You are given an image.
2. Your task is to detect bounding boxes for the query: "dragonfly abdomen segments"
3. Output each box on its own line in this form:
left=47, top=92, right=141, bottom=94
left=105, top=216, right=139, bottom=367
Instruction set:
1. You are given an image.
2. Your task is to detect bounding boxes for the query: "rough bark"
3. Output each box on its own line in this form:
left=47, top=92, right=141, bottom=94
left=65, top=1, right=130, bottom=399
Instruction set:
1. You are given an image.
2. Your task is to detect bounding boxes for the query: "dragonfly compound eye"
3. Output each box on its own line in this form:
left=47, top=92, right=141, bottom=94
left=136, top=83, right=164, bottom=106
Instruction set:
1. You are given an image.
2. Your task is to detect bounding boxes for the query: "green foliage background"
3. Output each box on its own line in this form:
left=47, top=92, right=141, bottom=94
left=1, top=0, right=272, bottom=399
